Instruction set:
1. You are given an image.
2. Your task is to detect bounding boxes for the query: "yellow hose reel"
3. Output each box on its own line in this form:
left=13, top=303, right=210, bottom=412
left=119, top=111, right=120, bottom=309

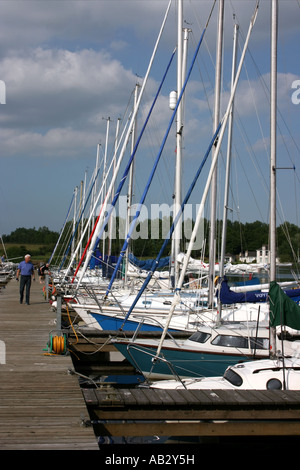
left=44, top=332, right=67, bottom=355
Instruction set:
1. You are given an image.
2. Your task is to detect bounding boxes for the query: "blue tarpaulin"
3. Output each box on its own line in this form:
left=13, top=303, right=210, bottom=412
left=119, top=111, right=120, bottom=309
left=128, top=253, right=169, bottom=271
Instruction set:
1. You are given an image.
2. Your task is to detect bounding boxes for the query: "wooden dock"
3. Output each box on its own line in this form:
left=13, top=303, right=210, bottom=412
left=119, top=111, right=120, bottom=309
left=0, top=277, right=99, bottom=450
left=83, top=385, right=300, bottom=440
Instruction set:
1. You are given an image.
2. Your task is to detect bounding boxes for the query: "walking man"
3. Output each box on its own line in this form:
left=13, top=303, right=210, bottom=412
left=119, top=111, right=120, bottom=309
left=16, top=254, right=35, bottom=305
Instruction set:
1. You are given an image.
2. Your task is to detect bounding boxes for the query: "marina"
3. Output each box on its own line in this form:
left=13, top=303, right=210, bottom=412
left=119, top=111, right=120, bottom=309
left=0, top=0, right=300, bottom=455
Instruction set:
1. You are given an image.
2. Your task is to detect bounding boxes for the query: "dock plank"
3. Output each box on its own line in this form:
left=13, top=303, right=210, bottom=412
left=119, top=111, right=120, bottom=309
left=0, top=278, right=98, bottom=450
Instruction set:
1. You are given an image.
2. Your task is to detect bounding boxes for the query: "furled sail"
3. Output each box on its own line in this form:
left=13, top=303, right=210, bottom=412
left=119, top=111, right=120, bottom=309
left=219, top=277, right=300, bottom=305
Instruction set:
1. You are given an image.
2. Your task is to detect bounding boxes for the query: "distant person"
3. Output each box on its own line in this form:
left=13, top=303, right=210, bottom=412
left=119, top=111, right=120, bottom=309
left=38, top=262, right=49, bottom=284
left=16, top=254, right=35, bottom=305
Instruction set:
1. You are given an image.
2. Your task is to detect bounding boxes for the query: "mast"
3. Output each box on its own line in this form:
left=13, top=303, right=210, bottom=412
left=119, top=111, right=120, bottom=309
left=269, top=0, right=278, bottom=357
left=0, top=235, right=8, bottom=260
left=79, top=169, right=87, bottom=259
left=173, top=0, right=183, bottom=286
left=218, top=20, right=239, bottom=322
left=78, top=179, right=83, bottom=261
left=92, top=143, right=101, bottom=228
left=108, top=118, right=120, bottom=258
left=71, top=186, right=78, bottom=258
left=102, top=117, right=110, bottom=260
left=208, top=0, right=224, bottom=306
left=125, top=84, right=139, bottom=285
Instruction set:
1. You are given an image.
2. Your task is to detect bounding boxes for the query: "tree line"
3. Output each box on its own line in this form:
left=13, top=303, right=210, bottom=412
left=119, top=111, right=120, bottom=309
left=127, top=218, right=300, bottom=262
left=3, top=226, right=58, bottom=245
left=3, top=219, right=300, bottom=263
left=2, top=226, right=59, bottom=260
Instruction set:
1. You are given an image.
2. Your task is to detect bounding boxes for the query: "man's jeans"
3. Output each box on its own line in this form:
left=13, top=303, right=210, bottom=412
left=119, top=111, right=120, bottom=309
left=20, top=275, right=31, bottom=304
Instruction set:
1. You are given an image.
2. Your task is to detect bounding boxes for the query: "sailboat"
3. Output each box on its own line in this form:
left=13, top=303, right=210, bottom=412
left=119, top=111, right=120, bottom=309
left=111, top=1, right=300, bottom=381
left=149, top=281, right=300, bottom=389
left=74, top=2, right=263, bottom=334
left=149, top=353, right=300, bottom=390
left=61, top=1, right=222, bottom=332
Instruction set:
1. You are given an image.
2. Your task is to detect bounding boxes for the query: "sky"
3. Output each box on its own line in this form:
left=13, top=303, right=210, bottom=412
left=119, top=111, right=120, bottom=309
left=0, top=0, right=299, bottom=239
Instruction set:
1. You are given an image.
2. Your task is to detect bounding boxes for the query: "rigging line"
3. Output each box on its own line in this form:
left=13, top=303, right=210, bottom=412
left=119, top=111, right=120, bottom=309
left=236, top=16, right=300, bottom=164
left=67, top=115, right=131, bottom=277
left=55, top=219, right=75, bottom=266
left=58, top=164, right=102, bottom=271
left=141, top=90, right=174, bottom=202
left=87, top=48, right=177, bottom=260
left=105, top=17, right=216, bottom=300
left=192, top=7, right=268, bottom=223
left=52, top=221, right=72, bottom=267
left=189, top=28, right=214, bottom=129
left=276, top=214, right=299, bottom=266
left=233, top=110, right=269, bottom=201
left=293, top=170, right=299, bottom=228
left=188, top=7, right=216, bottom=123
left=119, top=123, right=221, bottom=328
left=227, top=9, right=300, bottom=203
left=225, top=30, right=270, bottom=202
left=154, top=1, right=260, bottom=360
left=73, top=0, right=173, bottom=285
left=191, top=19, right=266, bottom=228
left=48, top=192, right=75, bottom=265
left=188, top=0, right=214, bottom=67
left=224, top=28, right=274, bottom=206
left=234, top=139, right=266, bottom=221
left=61, top=147, right=112, bottom=268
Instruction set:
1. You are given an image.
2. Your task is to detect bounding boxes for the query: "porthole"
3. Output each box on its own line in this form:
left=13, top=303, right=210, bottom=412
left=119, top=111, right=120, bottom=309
left=267, top=378, right=282, bottom=390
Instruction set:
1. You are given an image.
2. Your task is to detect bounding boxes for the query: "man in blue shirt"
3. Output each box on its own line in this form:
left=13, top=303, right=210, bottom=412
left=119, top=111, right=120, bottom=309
left=16, top=254, right=35, bottom=304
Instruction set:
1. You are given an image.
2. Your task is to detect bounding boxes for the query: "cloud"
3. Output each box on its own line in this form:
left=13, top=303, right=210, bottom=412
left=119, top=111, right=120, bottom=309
left=3, top=47, right=135, bottom=112
left=0, top=47, right=139, bottom=158
left=0, top=0, right=173, bottom=55
left=0, top=126, right=99, bottom=158
left=219, top=71, right=300, bottom=119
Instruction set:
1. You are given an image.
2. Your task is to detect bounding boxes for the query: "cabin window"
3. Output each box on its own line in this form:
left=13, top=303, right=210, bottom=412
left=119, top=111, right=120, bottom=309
left=189, top=331, right=211, bottom=344
left=251, top=337, right=269, bottom=350
left=212, top=335, right=246, bottom=348
left=223, top=368, right=243, bottom=387
left=211, top=335, right=269, bottom=350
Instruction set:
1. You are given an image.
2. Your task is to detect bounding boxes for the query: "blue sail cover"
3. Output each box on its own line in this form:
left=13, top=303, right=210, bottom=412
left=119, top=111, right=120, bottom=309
left=129, top=253, right=169, bottom=271
left=219, top=278, right=300, bottom=304
left=89, top=249, right=102, bottom=269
